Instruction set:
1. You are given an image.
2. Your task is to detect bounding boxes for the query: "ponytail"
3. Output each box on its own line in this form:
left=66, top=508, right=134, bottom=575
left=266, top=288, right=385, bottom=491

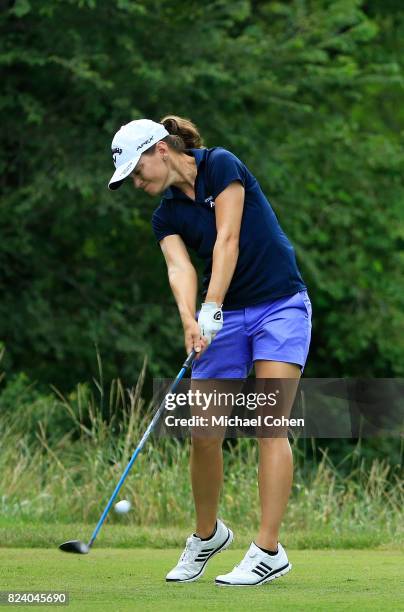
left=160, top=115, right=204, bottom=151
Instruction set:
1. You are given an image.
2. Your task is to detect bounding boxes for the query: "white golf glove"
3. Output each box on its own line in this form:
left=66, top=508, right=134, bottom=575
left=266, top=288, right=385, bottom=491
left=197, top=302, right=223, bottom=344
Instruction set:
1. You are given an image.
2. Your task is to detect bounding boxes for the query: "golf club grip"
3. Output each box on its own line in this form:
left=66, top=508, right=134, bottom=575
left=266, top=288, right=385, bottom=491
left=87, top=348, right=197, bottom=548
left=183, top=349, right=197, bottom=369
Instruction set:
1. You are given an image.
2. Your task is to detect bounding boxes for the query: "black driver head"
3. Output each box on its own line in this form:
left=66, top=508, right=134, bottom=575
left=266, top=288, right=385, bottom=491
left=59, top=540, right=89, bottom=554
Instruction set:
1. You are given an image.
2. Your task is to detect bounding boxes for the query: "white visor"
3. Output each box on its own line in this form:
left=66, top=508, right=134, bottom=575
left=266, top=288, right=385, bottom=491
left=108, top=156, right=140, bottom=190
left=108, top=119, right=169, bottom=190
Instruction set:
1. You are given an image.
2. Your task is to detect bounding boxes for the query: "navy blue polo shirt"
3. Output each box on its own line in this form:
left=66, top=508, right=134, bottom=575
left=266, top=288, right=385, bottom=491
left=151, top=147, right=306, bottom=310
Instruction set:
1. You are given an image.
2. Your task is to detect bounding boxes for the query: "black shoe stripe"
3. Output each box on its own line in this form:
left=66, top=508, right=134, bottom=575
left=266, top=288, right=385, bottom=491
left=166, top=528, right=232, bottom=583
left=252, top=568, right=265, bottom=577
left=255, top=562, right=289, bottom=584
left=216, top=562, right=290, bottom=586
left=258, top=561, right=272, bottom=571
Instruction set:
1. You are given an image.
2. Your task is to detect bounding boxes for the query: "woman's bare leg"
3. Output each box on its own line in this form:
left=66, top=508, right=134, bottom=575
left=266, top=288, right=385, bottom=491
left=189, top=379, right=241, bottom=538
left=254, top=360, right=301, bottom=550
left=190, top=436, right=223, bottom=538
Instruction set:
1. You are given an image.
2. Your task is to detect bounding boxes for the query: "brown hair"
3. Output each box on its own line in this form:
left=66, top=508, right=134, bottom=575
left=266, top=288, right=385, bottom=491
left=143, top=115, right=204, bottom=156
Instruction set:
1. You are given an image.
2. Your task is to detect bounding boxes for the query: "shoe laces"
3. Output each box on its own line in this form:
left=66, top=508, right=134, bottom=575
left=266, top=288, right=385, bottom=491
left=179, top=536, right=200, bottom=563
left=235, top=549, right=256, bottom=572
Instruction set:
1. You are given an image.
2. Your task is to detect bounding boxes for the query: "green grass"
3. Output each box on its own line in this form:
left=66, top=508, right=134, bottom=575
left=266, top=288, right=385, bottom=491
left=1, top=548, right=403, bottom=611
left=1, top=520, right=403, bottom=551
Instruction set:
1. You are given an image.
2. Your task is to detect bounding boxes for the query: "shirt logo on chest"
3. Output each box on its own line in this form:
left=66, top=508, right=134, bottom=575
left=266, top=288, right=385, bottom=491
left=204, top=196, right=215, bottom=208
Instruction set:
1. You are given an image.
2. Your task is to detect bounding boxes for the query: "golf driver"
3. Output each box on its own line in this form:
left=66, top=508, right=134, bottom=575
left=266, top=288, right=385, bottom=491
left=59, top=349, right=196, bottom=554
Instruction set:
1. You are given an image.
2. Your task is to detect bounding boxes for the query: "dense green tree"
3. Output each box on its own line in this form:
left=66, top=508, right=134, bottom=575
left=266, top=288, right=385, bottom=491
left=0, top=0, right=403, bottom=391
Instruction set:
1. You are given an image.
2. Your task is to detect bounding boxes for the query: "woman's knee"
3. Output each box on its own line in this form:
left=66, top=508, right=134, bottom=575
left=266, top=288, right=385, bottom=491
left=191, top=435, right=223, bottom=452
left=257, top=436, right=291, bottom=452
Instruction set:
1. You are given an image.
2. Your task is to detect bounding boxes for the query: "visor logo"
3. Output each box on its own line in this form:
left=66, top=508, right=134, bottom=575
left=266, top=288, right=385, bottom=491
left=137, top=136, right=154, bottom=151
left=119, top=161, right=133, bottom=176
left=112, top=147, right=123, bottom=165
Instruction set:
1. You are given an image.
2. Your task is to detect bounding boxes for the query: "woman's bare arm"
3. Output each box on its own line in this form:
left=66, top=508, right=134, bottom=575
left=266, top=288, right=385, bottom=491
left=205, top=181, right=245, bottom=305
left=160, top=234, right=198, bottom=326
left=160, top=234, right=207, bottom=356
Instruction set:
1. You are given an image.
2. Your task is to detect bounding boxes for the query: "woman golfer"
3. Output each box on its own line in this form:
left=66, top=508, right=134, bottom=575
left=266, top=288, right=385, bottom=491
left=108, top=116, right=312, bottom=586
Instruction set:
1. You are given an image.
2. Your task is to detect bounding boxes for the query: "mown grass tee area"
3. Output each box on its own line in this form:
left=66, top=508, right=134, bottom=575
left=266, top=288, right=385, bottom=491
left=2, top=549, right=403, bottom=611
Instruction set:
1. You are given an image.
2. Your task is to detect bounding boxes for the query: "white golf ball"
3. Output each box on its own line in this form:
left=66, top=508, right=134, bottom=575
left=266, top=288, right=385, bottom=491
left=114, top=499, right=131, bottom=514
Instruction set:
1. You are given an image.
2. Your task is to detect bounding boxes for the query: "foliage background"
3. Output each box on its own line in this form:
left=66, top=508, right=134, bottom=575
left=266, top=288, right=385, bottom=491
left=0, top=0, right=403, bottom=394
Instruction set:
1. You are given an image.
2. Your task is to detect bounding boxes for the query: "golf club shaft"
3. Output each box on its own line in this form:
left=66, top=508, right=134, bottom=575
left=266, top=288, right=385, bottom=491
left=88, top=349, right=197, bottom=548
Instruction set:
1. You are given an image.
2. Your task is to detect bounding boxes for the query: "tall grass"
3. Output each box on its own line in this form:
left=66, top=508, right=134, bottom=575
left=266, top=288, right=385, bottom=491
left=0, top=353, right=402, bottom=548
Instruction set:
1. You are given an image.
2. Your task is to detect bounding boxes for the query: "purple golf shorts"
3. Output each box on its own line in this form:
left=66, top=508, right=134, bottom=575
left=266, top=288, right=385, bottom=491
left=191, top=290, right=312, bottom=379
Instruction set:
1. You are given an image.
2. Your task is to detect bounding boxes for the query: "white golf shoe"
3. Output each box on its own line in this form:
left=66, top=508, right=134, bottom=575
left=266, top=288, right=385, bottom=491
left=215, top=541, right=292, bottom=586
left=166, top=519, right=233, bottom=583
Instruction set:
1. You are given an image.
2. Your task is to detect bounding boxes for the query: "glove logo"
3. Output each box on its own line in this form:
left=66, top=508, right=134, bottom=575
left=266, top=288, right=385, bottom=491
left=213, top=311, right=222, bottom=321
